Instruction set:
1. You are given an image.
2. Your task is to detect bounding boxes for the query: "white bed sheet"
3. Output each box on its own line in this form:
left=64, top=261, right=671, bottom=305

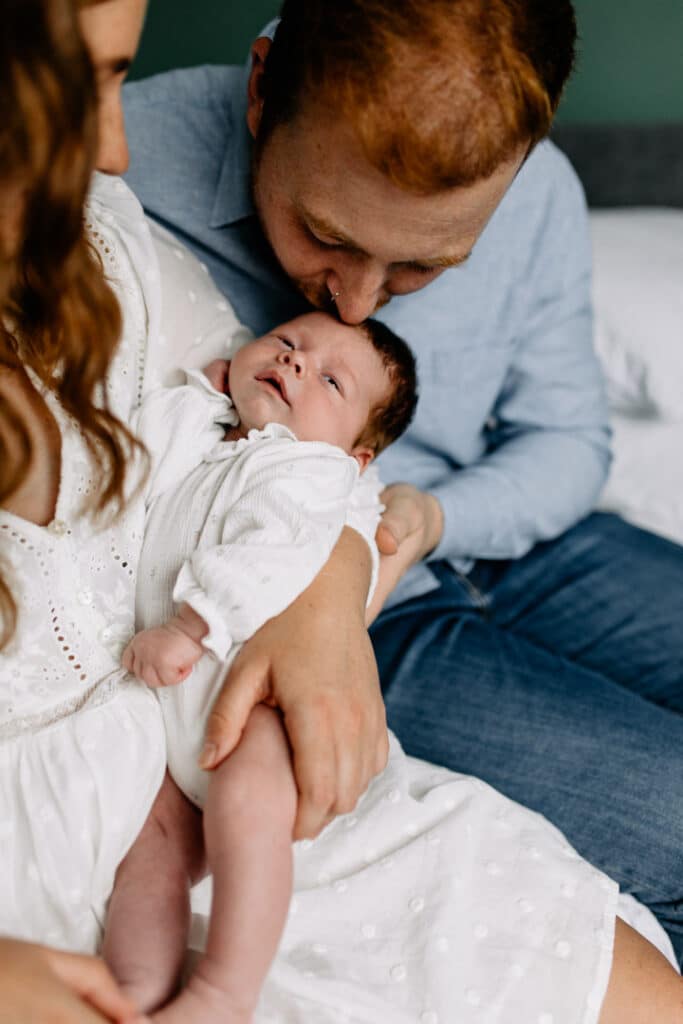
left=599, top=412, right=683, bottom=547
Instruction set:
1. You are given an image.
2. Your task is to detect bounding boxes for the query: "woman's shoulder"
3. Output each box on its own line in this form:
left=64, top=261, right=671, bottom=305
left=87, top=172, right=148, bottom=239
left=84, top=175, right=251, bottom=406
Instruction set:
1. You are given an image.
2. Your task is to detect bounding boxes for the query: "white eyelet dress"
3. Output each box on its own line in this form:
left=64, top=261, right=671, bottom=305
left=0, top=175, right=167, bottom=953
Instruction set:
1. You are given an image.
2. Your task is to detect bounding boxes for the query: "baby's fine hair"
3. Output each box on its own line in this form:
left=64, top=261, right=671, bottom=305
left=355, top=319, right=418, bottom=455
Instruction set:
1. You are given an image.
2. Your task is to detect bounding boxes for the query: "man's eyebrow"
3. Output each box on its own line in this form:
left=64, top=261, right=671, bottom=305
left=410, top=251, right=472, bottom=270
left=303, top=209, right=471, bottom=270
left=304, top=210, right=361, bottom=251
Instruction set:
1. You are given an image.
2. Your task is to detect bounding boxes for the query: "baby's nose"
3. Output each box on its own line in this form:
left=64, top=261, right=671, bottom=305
left=281, top=351, right=304, bottom=375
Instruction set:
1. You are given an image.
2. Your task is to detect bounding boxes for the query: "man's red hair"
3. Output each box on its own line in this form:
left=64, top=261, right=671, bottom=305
left=259, top=0, right=576, bottom=192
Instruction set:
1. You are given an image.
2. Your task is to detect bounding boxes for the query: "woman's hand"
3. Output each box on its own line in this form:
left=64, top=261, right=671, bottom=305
left=199, top=528, right=389, bottom=839
left=0, top=939, right=137, bottom=1023
left=366, top=483, right=444, bottom=625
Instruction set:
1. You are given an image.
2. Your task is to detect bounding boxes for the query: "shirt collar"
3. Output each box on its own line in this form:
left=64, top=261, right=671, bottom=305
left=210, top=66, right=256, bottom=229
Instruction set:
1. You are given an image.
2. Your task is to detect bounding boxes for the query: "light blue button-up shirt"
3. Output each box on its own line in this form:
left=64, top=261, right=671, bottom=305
left=123, top=64, right=611, bottom=607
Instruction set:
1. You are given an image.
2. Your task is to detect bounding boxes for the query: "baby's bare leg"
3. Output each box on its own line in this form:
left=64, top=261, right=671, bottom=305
left=153, top=704, right=297, bottom=1024
left=102, top=772, right=205, bottom=1013
left=599, top=918, right=683, bottom=1023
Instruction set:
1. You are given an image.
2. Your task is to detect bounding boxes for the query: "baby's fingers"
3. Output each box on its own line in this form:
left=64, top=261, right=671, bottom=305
left=121, top=642, right=134, bottom=673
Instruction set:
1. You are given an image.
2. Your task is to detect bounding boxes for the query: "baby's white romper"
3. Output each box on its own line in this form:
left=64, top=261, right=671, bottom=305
left=134, top=370, right=381, bottom=804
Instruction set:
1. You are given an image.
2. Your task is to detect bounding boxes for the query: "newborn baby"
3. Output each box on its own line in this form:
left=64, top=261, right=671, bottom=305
left=105, top=311, right=417, bottom=1023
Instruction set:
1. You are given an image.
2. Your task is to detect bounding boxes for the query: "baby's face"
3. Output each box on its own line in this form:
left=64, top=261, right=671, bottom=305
left=228, top=312, right=388, bottom=467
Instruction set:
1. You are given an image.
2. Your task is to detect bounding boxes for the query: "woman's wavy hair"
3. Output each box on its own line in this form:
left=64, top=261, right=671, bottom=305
left=0, top=0, right=143, bottom=648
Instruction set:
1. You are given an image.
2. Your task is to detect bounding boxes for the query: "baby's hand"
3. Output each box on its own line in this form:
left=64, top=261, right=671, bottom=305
left=122, top=623, right=204, bottom=688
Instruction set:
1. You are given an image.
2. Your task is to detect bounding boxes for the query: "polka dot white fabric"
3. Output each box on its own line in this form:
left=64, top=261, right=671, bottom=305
left=193, top=736, right=621, bottom=1023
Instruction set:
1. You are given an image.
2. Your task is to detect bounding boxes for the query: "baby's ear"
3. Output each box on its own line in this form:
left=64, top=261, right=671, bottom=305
left=351, top=445, right=375, bottom=473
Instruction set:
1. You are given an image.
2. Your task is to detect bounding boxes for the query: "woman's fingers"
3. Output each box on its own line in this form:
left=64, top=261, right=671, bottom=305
left=47, top=950, right=138, bottom=1022
left=199, top=651, right=269, bottom=769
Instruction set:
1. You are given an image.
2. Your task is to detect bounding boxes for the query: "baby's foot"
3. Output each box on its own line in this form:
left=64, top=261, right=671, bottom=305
left=151, top=961, right=254, bottom=1024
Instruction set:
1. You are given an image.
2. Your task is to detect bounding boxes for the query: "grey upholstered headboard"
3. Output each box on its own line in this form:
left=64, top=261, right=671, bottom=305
left=551, top=123, right=683, bottom=208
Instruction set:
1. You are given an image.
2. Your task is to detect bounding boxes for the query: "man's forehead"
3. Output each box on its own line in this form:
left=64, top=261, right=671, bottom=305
left=278, top=116, right=514, bottom=264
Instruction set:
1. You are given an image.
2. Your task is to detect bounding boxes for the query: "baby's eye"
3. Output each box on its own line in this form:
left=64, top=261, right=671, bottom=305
left=279, top=337, right=295, bottom=350
left=323, top=374, right=340, bottom=391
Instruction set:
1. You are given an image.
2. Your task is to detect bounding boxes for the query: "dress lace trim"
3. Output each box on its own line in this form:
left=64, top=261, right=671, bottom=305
left=0, top=670, right=130, bottom=742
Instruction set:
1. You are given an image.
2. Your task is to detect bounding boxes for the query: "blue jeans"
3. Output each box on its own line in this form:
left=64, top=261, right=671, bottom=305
left=370, top=512, right=683, bottom=964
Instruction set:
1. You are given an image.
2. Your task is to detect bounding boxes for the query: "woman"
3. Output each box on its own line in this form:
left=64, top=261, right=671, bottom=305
left=0, top=1, right=167, bottom=1020
left=1, top=1, right=682, bottom=1021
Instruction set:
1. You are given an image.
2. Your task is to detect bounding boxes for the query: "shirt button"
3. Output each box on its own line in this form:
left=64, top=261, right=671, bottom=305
left=48, top=519, right=68, bottom=536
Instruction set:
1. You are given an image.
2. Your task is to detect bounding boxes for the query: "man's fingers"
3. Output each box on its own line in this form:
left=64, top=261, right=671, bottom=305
left=287, top=706, right=337, bottom=839
left=47, top=951, right=137, bottom=1022
left=199, top=653, right=269, bottom=769
left=287, top=698, right=387, bottom=836
left=375, top=521, right=400, bottom=556
left=332, top=702, right=375, bottom=816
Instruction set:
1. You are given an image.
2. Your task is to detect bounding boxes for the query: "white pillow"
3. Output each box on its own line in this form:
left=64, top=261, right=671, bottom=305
left=590, top=208, right=683, bottom=420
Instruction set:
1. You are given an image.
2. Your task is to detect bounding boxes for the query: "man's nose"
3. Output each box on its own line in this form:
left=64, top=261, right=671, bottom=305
left=328, top=262, right=387, bottom=325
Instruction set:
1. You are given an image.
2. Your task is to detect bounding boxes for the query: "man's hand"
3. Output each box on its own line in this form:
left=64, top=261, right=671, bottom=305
left=0, top=939, right=137, bottom=1023
left=198, top=528, right=389, bottom=839
left=367, top=483, right=444, bottom=624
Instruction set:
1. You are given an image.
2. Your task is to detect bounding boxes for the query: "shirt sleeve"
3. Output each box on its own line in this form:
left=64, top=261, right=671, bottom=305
left=431, top=163, right=612, bottom=563
left=172, top=439, right=360, bottom=659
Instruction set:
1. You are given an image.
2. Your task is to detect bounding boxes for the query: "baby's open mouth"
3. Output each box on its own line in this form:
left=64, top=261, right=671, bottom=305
left=256, top=373, right=289, bottom=405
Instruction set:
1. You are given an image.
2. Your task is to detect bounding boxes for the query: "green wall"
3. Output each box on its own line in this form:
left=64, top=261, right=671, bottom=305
left=130, top=0, right=280, bottom=79
left=130, top=0, right=683, bottom=124
left=559, top=0, right=683, bottom=123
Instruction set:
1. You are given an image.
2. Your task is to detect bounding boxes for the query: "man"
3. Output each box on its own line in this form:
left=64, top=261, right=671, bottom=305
left=123, top=0, right=683, bottom=960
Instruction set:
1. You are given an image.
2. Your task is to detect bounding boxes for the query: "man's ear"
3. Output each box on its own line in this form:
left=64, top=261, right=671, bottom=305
left=351, top=446, right=375, bottom=473
left=246, top=37, right=272, bottom=139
